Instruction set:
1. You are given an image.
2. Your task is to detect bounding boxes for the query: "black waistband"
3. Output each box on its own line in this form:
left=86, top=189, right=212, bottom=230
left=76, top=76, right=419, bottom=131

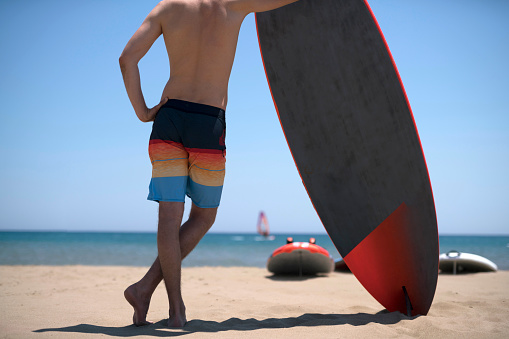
left=163, top=99, right=225, bottom=117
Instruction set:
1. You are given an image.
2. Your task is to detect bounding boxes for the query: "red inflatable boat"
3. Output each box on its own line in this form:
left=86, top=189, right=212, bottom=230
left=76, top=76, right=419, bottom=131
left=267, top=238, right=334, bottom=276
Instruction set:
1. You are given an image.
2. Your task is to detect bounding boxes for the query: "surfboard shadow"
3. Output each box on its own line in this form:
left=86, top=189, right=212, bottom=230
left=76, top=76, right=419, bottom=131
left=34, top=311, right=414, bottom=337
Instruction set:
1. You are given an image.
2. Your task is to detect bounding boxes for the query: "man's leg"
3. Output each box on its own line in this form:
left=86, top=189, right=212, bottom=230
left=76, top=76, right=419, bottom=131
left=124, top=202, right=217, bottom=326
left=124, top=259, right=162, bottom=326
left=157, top=201, right=186, bottom=327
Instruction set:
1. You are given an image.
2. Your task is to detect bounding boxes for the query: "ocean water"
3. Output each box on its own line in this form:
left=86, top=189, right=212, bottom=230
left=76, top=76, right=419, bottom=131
left=0, top=231, right=508, bottom=270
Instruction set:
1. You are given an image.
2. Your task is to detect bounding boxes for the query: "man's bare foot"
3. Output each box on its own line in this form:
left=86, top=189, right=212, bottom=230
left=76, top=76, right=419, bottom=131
left=168, top=314, right=187, bottom=328
left=168, top=303, right=187, bottom=328
left=124, top=283, right=152, bottom=326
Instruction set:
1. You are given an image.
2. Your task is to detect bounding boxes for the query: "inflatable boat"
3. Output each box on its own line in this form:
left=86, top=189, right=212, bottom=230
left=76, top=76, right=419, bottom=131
left=334, top=258, right=351, bottom=272
left=439, top=250, right=498, bottom=274
left=267, top=238, right=334, bottom=276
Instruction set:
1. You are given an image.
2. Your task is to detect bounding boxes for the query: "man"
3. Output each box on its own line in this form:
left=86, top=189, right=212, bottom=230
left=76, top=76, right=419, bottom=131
left=119, top=0, right=299, bottom=328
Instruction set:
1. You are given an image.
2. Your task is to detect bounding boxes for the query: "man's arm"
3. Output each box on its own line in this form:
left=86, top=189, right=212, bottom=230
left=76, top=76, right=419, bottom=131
left=119, top=6, right=166, bottom=122
left=226, top=0, right=300, bottom=15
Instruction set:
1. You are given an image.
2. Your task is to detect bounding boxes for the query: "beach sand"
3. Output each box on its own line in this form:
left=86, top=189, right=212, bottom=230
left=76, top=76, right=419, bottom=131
left=1, top=266, right=508, bottom=338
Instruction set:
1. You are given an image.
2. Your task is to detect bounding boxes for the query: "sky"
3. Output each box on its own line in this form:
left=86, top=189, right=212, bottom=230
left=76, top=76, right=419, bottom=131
left=0, top=0, right=508, bottom=235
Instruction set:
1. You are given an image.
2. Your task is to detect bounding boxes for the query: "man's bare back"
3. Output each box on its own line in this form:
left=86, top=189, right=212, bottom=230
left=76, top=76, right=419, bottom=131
left=158, top=0, right=245, bottom=109
left=120, top=0, right=299, bottom=121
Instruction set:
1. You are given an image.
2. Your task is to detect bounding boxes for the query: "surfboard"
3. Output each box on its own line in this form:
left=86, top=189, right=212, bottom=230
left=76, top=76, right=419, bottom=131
left=256, top=0, right=438, bottom=316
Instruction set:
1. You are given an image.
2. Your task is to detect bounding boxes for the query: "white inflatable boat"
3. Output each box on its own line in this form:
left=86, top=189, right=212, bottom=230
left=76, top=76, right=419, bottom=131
left=439, top=250, right=498, bottom=274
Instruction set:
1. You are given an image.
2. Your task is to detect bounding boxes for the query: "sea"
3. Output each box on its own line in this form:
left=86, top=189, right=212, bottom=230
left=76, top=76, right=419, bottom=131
left=0, top=231, right=508, bottom=270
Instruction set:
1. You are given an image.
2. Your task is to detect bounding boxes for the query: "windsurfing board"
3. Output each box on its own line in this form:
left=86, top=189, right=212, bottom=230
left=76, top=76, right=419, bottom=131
left=256, top=0, right=439, bottom=316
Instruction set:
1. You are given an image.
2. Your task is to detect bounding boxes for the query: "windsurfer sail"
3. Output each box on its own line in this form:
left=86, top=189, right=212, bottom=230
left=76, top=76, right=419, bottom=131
left=257, top=211, right=270, bottom=237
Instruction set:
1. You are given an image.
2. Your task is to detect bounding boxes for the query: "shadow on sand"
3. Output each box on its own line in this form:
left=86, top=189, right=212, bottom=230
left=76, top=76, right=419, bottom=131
left=34, top=311, right=415, bottom=337
left=265, top=273, right=331, bottom=281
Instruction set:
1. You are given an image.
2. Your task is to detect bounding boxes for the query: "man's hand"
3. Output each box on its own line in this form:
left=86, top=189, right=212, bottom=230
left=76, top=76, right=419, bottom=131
left=143, top=97, right=169, bottom=122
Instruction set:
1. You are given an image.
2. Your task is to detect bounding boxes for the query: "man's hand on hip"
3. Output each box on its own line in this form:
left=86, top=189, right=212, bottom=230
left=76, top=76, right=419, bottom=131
left=144, top=97, right=169, bottom=122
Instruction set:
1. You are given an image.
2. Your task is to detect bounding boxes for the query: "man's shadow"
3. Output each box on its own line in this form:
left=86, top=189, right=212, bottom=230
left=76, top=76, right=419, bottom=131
left=34, top=311, right=414, bottom=337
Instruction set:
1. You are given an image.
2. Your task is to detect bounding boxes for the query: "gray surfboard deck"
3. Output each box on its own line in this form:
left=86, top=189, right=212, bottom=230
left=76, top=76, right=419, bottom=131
left=256, top=0, right=438, bottom=315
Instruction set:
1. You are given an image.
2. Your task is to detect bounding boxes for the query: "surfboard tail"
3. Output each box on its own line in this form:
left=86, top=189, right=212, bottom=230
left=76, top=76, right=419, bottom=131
left=343, top=203, right=438, bottom=316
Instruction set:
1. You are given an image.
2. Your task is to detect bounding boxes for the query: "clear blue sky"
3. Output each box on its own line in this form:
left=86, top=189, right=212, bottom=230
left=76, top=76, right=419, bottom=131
left=0, top=0, right=508, bottom=235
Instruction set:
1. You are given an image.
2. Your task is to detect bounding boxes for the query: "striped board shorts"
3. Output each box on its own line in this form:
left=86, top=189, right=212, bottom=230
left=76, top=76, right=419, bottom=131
left=147, top=99, right=226, bottom=208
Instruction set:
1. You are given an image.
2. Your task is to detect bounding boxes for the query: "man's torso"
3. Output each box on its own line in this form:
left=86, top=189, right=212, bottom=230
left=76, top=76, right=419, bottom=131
left=155, top=0, right=247, bottom=109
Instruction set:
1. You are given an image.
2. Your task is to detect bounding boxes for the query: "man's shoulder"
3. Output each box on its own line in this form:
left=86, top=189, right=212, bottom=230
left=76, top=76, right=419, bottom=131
left=150, top=0, right=286, bottom=20
left=154, top=0, right=230, bottom=14
left=222, top=0, right=300, bottom=15
left=152, top=0, right=249, bottom=19
left=153, top=0, right=183, bottom=11
left=152, top=0, right=194, bottom=14
left=146, top=0, right=191, bottom=23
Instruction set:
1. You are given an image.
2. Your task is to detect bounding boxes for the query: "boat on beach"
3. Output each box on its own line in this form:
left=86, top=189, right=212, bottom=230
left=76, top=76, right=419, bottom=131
left=267, top=237, right=334, bottom=276
left=439, top=250, right=498, bottom=274
left=334, top=258, right=351, bottom=272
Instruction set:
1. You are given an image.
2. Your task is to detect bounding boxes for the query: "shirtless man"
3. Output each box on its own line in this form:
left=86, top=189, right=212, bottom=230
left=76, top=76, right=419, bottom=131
left=119, top=0, right=299, bottom=328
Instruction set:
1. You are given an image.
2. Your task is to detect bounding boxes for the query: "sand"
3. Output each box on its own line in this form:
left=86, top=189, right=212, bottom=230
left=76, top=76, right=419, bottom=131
left=1, top=266, right=508, bottom=338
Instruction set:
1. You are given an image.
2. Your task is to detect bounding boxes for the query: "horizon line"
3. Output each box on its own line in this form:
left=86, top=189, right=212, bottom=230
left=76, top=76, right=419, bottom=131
left=1, top=229, right=508, bottom=237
